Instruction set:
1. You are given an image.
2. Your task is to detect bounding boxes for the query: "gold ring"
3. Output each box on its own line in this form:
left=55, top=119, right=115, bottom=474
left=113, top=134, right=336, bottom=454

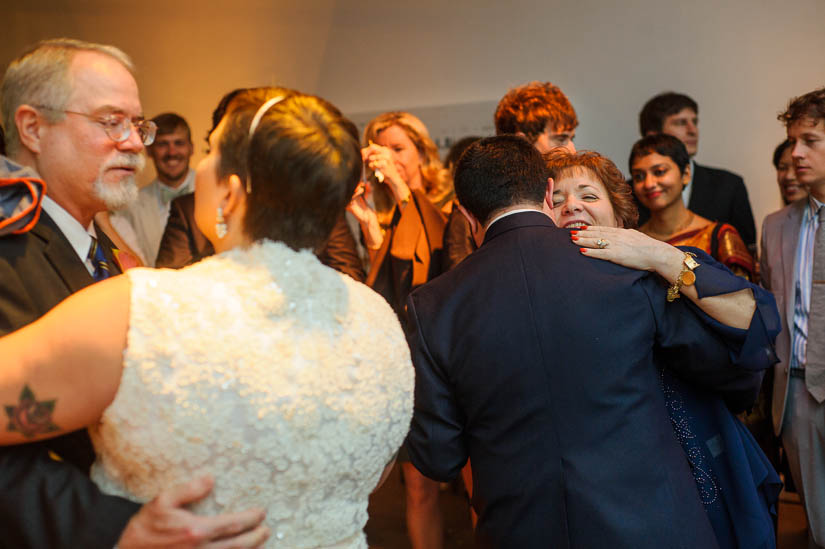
left=596, top=238, right=609, bottom=249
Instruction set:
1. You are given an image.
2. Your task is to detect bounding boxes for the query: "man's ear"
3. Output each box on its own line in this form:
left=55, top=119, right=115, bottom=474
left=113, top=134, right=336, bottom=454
left=15, top=105, right=44, bottom=154
left=457, top=203, right=485, bottom=247
left=544, top=177, right=557, bottom=222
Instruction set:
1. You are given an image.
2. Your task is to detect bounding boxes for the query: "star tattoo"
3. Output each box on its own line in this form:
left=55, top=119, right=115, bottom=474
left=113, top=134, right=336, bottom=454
left=4, top=385, right=60, bottom=438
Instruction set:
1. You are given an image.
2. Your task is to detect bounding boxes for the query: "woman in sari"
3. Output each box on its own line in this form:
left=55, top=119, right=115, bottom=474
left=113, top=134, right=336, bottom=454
left=629, top=134, right=754, bottom=280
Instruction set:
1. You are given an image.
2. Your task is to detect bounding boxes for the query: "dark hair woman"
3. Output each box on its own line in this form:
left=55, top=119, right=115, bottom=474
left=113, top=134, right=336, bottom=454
left=628, top=134, right=754, bottom=280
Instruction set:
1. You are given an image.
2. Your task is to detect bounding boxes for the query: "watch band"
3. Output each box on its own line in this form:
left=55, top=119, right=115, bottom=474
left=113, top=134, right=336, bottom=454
left=667, top=251, right=699, bottom=302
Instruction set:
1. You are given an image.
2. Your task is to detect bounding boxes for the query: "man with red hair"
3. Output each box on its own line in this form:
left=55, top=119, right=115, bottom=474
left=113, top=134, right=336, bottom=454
left=494, top=81, right=578, bottom=154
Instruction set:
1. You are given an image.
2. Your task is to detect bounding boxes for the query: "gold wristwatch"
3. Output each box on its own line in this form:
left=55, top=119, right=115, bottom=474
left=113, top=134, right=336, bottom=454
left=667, top=252, right=700, bottom=302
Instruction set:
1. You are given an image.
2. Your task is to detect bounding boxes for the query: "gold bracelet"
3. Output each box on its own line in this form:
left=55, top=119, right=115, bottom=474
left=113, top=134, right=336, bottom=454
left=666, top=252, right=700, bottom=302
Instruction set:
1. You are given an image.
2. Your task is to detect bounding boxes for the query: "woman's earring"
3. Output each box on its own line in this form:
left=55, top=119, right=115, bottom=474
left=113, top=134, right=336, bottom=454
left=216, top=207, right=228, bottom=239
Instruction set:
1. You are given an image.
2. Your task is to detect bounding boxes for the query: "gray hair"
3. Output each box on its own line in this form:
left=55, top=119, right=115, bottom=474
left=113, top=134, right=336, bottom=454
left=1, top=38, right=135, bottom=156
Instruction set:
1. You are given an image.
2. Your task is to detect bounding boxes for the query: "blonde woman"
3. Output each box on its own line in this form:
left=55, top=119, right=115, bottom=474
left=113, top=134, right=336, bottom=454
left=348, top=112, right=451, bottom=548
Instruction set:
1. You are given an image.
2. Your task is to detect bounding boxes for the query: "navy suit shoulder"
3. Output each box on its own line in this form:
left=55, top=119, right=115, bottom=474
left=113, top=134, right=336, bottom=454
left=0, top=212, right=139, bottom=548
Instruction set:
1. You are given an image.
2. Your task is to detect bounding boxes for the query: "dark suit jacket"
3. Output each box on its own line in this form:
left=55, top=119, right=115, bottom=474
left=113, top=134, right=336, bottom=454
left=406, top=211, right=774, bottom=548
left=636, top=162, right=756, bottom=250
left=155, top=193, right=214, bottom=268
left=156, top=194, right=366, bottom=282
left=0, top=212, right=140, bottom=548
left=442, top=205, right=476, bottom=271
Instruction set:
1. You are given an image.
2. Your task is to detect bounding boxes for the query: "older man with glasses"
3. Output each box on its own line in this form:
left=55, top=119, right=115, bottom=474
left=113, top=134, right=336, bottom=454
left=0, top=38, right=265, bottom=549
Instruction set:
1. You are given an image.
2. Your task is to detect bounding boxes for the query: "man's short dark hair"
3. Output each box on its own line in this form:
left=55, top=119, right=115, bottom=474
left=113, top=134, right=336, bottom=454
left=779, top=88, right=825, bottom=128
left=444, top=135, right=481, bottom=174
left=773, top=139, right=792, bottom=168
left=150, top=112, right=191, bottom=142
left=455, top=135, right=548, bottom=226
left=639, top=92, right=698, bottom=136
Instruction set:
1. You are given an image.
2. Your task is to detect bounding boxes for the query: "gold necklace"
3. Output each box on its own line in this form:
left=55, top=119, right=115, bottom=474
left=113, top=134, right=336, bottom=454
left=646, top=211, right=694, bottom=238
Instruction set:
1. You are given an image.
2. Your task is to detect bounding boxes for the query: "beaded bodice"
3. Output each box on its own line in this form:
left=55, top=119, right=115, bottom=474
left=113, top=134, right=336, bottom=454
left=89, top=241, right=414, bottom=548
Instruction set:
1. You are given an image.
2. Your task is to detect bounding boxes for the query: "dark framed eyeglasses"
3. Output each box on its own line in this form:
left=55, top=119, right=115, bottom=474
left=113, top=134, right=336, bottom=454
left=34, top=105, right=157, bottom=146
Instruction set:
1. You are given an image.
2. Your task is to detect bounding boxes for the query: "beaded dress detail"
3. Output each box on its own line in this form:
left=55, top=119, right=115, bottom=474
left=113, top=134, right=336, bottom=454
left=89, top=240, right=414, bottom=548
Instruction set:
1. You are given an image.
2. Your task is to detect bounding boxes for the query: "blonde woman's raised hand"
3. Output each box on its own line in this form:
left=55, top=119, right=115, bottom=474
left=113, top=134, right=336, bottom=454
left=361, top=143, right=410, bottom=205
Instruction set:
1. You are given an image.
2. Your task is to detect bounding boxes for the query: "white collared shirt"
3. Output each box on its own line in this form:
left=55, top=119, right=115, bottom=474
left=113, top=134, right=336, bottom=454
left=682, top=158, right=695, bottom=207
left=790, top=194, right=825, bottom=370
left=485, top=208, right=551, bottom=231
left=40, top=195, right=97, bottom=276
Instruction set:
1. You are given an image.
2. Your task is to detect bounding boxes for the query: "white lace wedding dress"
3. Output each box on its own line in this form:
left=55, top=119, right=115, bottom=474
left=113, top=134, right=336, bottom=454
left=88, top=240, right=414, bottom=548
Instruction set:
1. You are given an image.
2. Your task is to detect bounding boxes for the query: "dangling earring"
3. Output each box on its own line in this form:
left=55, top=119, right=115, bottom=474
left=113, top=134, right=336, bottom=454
left=216, top=207, right=228, bottom=239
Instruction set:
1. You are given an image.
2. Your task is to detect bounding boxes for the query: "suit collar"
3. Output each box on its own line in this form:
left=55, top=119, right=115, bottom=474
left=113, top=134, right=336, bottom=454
left=30, top=211, right=96, bottom=294
left=40, top=195, right=93, bottom=262
left=483, top=210, right=555, bottom=244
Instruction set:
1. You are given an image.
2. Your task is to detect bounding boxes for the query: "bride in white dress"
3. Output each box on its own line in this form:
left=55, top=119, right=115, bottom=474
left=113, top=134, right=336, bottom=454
left=0, top=87, right=414, bottom=548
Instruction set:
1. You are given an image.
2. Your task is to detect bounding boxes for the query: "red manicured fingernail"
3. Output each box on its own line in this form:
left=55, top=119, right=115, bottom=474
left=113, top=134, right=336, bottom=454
left=570, top=230, right=578, bottom=236
left=580, top=248, right=587, bottom=253
left=571, top=236, right=579, bottom=241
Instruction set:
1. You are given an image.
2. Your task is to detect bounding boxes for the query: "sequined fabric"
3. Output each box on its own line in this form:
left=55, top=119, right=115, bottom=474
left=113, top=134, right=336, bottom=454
left=89, top=240, right=414, bottom=548
left=659, top=368, right=720, bottom=506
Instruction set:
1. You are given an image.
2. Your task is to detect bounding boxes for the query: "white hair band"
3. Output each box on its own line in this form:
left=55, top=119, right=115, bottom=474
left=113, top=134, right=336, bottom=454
left=248, top=95, right=285, bottom=138
left=245, top=95, right=285, bottom=193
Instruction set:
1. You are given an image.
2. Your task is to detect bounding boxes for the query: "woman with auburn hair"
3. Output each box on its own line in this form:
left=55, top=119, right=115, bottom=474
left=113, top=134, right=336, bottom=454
left=547, top=148, right=781, bottom=549
left=629, top=134, right=754, bottom=279
left=0, top=87, right=414, bottom=548
left=347, top=111, right=451, bottom=548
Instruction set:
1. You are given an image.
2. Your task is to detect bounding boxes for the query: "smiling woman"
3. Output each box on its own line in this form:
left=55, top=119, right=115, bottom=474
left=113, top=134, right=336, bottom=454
left=629, top=134, right=754, bottom=280
left=543, top=147, right=781, bottom=549
left=546, top=149, right=637, bottom=229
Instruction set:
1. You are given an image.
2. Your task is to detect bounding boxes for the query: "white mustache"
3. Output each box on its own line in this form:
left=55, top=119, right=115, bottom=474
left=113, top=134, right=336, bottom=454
left=102, top=153, right=146, bottom=172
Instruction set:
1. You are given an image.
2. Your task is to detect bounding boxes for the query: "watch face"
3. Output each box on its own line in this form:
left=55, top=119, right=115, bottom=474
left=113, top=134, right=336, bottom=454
left=681, top=270, right=697, bottom=286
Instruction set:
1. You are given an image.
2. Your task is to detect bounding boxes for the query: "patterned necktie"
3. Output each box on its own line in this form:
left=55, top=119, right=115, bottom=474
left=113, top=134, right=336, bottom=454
left=806, top=205, right=825, bottom=402
left=88, top=236, right=112, bottom=282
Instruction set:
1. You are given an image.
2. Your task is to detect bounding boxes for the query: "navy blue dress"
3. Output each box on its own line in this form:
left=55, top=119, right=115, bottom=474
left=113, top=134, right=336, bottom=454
left=663, top=248, right=782, bottom=549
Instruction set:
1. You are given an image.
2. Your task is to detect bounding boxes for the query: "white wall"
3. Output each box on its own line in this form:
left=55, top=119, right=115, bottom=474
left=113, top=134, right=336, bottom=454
left=1, top=0, right=337, bottom=185
left=316, top=0, right=825, bottom=239
left=2, top=0, right=824, bottom=236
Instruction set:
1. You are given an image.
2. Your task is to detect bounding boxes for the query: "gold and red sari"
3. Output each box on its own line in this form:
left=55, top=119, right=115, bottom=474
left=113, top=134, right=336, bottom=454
left=666, top=222, right=754, bottom=280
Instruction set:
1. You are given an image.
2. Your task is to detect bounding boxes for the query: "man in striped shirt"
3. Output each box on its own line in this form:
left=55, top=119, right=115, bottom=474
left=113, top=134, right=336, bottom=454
left=761, top=87, right=825, bottom=548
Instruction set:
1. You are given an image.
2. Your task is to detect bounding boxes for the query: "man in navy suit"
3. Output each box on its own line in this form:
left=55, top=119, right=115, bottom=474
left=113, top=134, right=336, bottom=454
left=636, top=92, right=756, bottom=253
left=405, top=135, right=777, bottom=548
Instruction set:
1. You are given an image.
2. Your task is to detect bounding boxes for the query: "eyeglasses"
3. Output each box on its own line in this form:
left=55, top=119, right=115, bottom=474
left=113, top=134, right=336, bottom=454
left=34, top=105, right=157, bottom=146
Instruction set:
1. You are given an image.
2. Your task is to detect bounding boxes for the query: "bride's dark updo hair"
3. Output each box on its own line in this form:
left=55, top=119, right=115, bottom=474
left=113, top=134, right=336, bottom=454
left=214, top=87, right=361, bottom=251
